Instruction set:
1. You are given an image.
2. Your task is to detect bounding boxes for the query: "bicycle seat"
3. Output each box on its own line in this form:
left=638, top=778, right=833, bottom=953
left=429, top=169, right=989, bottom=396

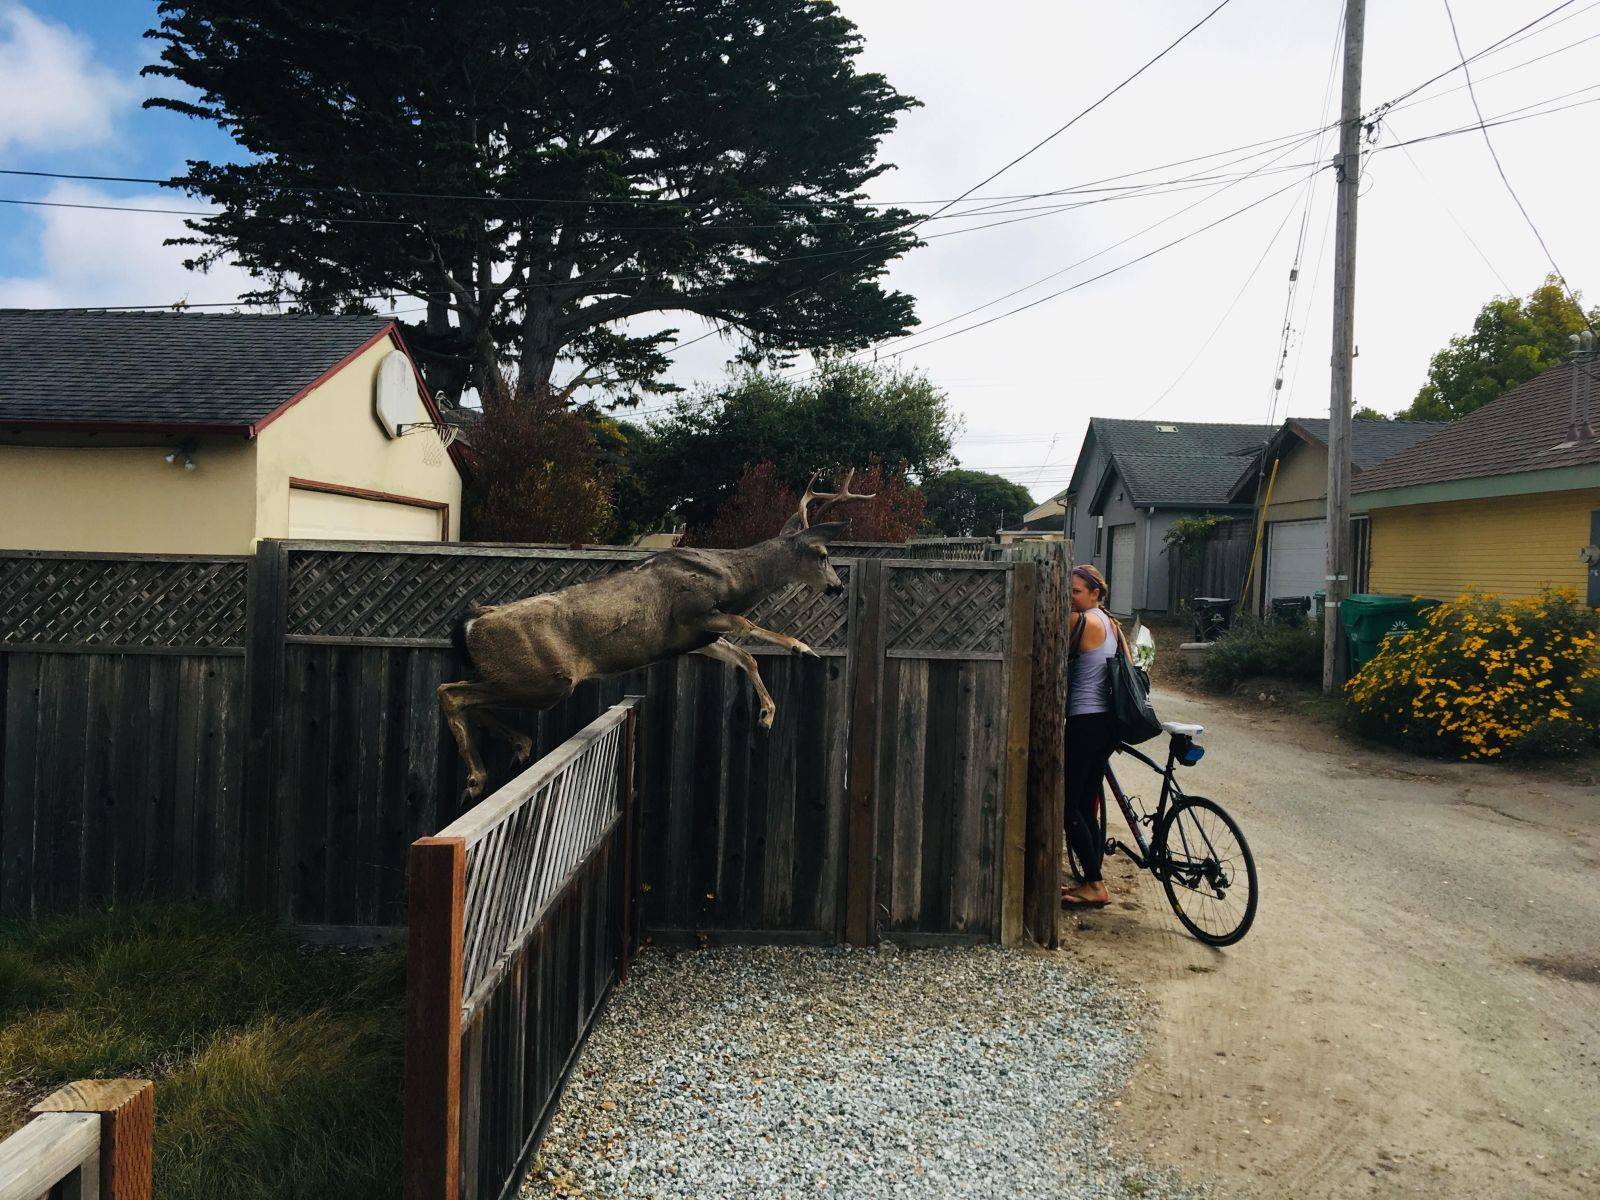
left=1161, top=720, right=1204, bottom=737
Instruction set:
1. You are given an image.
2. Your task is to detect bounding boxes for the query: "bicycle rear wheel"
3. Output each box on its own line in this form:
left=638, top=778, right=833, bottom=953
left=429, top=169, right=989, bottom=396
left=1066, top=786, right=1109, bottom=884
left=1155, top=796, right=1257, bottom=946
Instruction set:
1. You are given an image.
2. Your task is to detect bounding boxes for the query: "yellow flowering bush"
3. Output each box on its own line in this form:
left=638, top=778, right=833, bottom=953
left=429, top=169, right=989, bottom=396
left=1345, top=588, right=1600, bottom=760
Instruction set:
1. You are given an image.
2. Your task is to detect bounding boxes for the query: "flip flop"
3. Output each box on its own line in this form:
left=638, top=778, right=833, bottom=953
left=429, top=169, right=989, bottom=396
left=1061, top=891, right=1111, bottom=908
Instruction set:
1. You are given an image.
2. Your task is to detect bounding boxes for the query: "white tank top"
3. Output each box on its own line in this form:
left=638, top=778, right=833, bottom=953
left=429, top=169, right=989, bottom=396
left=1069, top=608, right=1117, bottom=716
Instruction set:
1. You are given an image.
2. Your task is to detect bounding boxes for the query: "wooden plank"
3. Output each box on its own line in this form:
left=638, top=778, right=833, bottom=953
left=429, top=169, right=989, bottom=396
left=78, top=655, right=120, bottom=911
left=0, top=1111, right=99, bottom=1200
left=843, top=560, right=885, bottom=946
left=760, top=659, right=799, bottom=928
left=917, top=661, right=960, bottom=934
left=139, top=658, right=177, bottom=901
left=458, top=1010, right=483, bottom=1200
left=618, top=707, right=636, bottom=981
left=1, top=654, right=40, bottom=917
left=886, top=659, right=927, bottom=925
left=169, top=657, right=205, bottom=898
left=326, top=647, right=360, bottom=926
left=39, top=654, right=84, bottom=912
left=33, top=1079, right=154, bottom=1200
left=110, top=655, right=149, bottom=904
left=403, top=835, right=465, bottom=1200
left=786, top=660, right=833, bottom=934
left=1000, top=563, right=1037, bottom=945
left=242, top=541, right=287, bottom=913
left=1025, top=544, right=1066, bottom=948
left=355, top=649, right=388, bottom=925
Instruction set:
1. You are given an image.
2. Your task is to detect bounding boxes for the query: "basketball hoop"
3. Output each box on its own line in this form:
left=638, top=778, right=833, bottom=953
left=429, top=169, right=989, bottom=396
left=396, top=420, right=459, bottom=466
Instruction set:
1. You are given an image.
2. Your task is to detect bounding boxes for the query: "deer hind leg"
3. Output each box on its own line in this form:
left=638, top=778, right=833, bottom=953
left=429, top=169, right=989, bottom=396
left=438, top=679, right=518, bottom=803
left=694, top=638, right=777, bottom=731
left=700, top=612, right=821, bottom=659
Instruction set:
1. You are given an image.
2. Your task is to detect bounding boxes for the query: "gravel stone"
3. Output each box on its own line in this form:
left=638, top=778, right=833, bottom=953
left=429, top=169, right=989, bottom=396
left=522, top=944, right=1206, bottom=1200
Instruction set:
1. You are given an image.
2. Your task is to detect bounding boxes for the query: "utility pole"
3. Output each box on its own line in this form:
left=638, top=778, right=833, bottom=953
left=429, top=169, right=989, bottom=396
left=1323, top=0, right=1366, bottom=695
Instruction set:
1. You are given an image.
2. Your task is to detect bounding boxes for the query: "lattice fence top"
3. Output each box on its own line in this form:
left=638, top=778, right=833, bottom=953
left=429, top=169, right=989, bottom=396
left=885, top=565, right=1009, bottom=657
left=836, top=539, right=991, bottom=561
left=285, top=548, right=636, bottom=642
left=734, top=562, right=851, bottom=655
left=0, top=553, right=248, bottom=651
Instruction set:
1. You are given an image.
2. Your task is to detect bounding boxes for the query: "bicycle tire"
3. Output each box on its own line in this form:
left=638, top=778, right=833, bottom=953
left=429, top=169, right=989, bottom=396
left=1066, top=786, right=1109, bottom=884
left=1154, top=796, right=1258, bottom=946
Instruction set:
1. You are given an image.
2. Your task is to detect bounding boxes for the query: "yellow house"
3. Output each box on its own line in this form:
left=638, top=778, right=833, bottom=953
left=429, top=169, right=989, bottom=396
left=0, top=310, right=464, bottom=553
left=1351, top=360, right=1600, bottom=605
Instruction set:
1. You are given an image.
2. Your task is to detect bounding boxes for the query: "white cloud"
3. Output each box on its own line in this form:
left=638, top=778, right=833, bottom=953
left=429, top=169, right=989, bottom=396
left=0, top=4, right=135, bottom=153
left=0, top=183, right=257, bottom=308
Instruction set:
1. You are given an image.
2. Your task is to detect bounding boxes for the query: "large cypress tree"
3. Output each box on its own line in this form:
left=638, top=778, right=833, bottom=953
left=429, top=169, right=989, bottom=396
left=144, top=1, right=922, bottom=408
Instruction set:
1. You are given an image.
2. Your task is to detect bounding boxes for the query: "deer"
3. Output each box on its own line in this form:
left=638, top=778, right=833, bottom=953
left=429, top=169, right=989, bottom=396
left=439, top=470, right=876, bottom=801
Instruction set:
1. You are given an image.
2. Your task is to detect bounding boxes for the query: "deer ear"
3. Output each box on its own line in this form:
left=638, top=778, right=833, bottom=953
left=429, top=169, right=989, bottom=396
left=779, top=512, right=806, bottom=537
left=796, top=520, right=847, bottom=545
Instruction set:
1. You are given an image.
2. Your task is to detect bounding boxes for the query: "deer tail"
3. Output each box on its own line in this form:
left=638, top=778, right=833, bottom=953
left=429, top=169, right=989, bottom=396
left=450, top=602, right=491, bottom=668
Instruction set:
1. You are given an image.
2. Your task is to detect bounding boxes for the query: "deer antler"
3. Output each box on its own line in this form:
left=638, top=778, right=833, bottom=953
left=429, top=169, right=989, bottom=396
left=798, top=468, right=877, bottom=529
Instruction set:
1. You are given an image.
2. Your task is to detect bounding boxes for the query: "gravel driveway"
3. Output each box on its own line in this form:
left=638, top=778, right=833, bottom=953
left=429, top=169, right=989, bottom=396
left=523, top=945, right=1204, bottom=1199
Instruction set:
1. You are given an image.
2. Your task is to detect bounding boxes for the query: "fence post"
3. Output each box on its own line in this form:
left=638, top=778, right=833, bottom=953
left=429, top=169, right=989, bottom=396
left=242, top=539, right=288, bottom=915
left=31, top=1079, right=154, bottom=1200
left=1000, top=562, right=1038, bottom=945
left=1024, top=545, right=1067, bottom=947
left=617, top=702, right=638, bottom=982
left=843, top=559, right=885, bottom=946
left=404, top=836, right=466, bottom=1200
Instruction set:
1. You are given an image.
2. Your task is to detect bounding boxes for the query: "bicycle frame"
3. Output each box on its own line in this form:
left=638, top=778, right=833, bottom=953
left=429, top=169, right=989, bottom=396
left=1101, top=736, right=1191, bottom=871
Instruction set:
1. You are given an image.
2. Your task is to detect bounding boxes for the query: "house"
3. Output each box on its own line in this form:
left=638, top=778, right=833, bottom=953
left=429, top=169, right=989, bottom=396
left=1045, top=418, right=1276, bottom=615
left=1228, top=416, right=1444, bottom=608
left=0, top=310, right=465, bottom=553
left=1351, top=360, right=1600, bottom=604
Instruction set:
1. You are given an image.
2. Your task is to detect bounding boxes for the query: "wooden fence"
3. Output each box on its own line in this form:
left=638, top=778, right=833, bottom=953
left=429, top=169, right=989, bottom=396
left=0, top=1079, right=153, bottom=1200
left=404, top=700, right=639, bottom=1200
left=0, top=539, right=1063, bottom=948
left=1166, top=517, right=1255, bottom=613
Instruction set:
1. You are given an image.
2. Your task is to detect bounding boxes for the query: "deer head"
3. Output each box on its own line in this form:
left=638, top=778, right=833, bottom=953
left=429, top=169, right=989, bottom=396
left=776, top=468, right=876, bottom=595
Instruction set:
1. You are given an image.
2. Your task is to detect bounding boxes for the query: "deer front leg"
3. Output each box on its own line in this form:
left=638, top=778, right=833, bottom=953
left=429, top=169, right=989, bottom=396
left=699, top=612, right=821, bottom=659
left=694, top=639, right=777, bottom=730
left=471, top=708, right=535, bottom=767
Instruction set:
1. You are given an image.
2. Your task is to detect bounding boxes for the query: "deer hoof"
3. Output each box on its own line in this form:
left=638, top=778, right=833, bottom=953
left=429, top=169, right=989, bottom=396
left=511, top=739, right=533, bottom=767
left=758, top=707, right=775, bottom=731
left=462, top=776, right=486, bottom=804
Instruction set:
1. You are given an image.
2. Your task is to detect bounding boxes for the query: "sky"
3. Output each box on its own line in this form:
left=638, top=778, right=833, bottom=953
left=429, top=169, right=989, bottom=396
left=2, top=1, right=1598, bottom=502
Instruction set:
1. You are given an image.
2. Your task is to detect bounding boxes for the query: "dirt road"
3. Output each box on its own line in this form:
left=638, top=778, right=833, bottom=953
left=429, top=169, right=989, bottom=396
left=1065, top=688, right=1600, bottom=1199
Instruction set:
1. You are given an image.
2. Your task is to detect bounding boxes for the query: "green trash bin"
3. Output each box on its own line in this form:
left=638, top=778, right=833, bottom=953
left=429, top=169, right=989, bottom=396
left=1339, top=594, right=1440, bottom=671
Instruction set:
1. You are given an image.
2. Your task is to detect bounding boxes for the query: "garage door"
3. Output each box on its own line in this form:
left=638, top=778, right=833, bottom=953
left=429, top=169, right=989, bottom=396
left=1108, top=524, right=1136, bottom=614
left=1266, top=519, right=1325, bottom=602
left=288, top=486, right=445, bottom=541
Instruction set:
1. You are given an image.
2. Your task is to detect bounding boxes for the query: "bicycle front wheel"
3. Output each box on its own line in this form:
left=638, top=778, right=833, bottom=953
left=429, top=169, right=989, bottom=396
left=1155, top=796, right=1258, bottom=946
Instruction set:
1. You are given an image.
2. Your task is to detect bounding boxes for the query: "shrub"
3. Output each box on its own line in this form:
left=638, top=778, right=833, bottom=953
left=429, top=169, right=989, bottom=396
left=1344, top=588, right=1600, bottom=760
left=1196, top=614, right=1323, bottom=692
left=686, top=459, right=925, bottom=548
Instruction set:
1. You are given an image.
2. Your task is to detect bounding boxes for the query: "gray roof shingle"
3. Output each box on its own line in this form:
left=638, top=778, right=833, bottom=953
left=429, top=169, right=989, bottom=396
left=1094, top=417, right=1274, bottom=460
left=1352, top=362, right=1600, bottom=493
left=0, top=309, right=396, bottom=429
left=1113, top=451, right=1258, bottom=505
left=1287, top=417, right=1448, bottom=471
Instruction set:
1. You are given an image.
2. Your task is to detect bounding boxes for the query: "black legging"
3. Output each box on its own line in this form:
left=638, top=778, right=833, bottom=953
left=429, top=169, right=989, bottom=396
left=1064, top=711, right=1118, bottom=884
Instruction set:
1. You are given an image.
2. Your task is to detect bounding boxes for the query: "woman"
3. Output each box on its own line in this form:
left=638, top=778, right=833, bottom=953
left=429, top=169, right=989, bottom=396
left=1063, top=564, right=1120, bottom=907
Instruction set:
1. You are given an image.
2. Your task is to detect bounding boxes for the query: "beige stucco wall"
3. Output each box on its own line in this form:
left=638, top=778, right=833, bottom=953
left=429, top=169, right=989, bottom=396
left=1369, top=488, right=1598, bottom=599
left=1261, top=437, right=1327, bottom=523
left=252, top=333, right=462, bottom=541
left=0, top=438, right=258, bottom=553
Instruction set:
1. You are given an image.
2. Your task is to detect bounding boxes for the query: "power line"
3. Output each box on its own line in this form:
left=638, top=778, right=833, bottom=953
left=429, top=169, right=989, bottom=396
left=913, top=0, right=1237, bottom=224
left=1382, top=116, right=1513, bottom=294
left=1440, top=0, right=1593, bottom=331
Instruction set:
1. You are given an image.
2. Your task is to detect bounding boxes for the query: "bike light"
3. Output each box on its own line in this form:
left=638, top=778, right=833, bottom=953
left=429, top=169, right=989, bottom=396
left=1178, top=742, right=1205, bottom=766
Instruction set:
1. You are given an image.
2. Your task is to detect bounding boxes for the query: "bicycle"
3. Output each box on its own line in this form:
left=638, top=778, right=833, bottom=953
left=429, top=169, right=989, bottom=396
left=1067, top=719, right=1258, bottom=947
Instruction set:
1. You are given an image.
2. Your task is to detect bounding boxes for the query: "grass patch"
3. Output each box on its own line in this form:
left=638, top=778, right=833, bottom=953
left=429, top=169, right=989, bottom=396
left=1193, top=615, right=1322, bottom=693
left=0, top=903, right=403, bottom=1200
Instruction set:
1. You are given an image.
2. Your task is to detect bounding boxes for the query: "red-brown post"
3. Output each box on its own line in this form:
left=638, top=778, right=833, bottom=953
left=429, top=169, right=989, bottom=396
left=404, top=836, right=466, bottom=1200
left=618, top=704, right=638, bottom=982
left=33, top=1079, right=154, bottom=1200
